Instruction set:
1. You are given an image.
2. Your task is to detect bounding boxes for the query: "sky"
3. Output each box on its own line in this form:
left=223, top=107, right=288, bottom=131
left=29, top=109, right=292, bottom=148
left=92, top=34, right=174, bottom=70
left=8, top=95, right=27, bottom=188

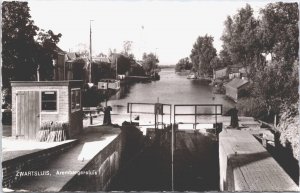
left=29, top=0, right=270, bottom=65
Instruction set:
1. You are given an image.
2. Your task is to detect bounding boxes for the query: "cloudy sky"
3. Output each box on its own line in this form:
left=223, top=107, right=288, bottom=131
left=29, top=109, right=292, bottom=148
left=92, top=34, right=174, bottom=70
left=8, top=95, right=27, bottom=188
left=29, top=1, right=270, bottom=65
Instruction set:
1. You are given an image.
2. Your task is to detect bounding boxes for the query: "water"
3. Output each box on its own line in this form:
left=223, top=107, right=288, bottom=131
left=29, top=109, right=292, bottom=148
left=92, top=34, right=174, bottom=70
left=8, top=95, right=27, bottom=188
left=104, top=68, right=235, bottom=126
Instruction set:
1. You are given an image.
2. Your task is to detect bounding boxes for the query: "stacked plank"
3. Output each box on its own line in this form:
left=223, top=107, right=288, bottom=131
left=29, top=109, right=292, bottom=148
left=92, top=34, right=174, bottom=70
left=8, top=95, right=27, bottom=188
left=37, top=122, right=69, bottom=142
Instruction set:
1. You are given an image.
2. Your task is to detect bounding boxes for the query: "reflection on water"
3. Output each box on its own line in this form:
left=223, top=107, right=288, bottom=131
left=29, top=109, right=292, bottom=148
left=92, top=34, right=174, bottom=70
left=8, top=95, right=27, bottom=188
left=105, top=68, right=234, bottom=115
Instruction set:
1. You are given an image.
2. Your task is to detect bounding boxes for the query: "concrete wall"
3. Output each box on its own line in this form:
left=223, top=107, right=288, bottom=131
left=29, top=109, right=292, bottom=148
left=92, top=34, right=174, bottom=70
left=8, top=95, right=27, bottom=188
left=62, top=134, right=123, bottom=191
left=219, top=130, right=299, bottom=192
left=2, top=140, right=78, bottom=188
left=61, top=124, right=144, bottom=191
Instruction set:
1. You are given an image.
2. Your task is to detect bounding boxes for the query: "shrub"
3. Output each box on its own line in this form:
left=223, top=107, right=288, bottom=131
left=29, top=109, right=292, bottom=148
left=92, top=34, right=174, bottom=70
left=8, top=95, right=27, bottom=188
left=277, top=102, right=299, bottom=160
left=237, top=97, right=267, bottom=119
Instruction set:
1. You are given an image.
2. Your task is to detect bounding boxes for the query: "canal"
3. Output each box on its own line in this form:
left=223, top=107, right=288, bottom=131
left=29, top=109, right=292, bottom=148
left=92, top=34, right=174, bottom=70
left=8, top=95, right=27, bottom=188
left=105, top=68, right=235, bottom=126
left=104, top=68, right=234, bottom=191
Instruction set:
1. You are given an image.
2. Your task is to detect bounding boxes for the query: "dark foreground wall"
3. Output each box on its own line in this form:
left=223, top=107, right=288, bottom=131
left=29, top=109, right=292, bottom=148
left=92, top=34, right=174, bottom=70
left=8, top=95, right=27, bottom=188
left=62, top=134, right=122, bottom=191
left=62, top=123, right=144, bottom=191
left=2, top=140, right=78, bottom=188
left=145, top=128, right=219, bottom=191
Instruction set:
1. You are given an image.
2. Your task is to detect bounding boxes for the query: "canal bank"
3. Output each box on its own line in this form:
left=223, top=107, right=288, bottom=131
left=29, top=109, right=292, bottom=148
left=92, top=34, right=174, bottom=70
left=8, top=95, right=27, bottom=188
left=3, top=118, right=299, bottom=192
left=106, top=68, right=235, bottom=115
left=2, top=69, right=298, bottom=192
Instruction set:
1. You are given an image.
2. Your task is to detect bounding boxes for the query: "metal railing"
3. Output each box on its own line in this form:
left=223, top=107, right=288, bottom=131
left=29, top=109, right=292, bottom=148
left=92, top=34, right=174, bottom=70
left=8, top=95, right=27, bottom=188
left=174, top=104, right=223, bottom=130
left=127, top=102, right=172, bottom=129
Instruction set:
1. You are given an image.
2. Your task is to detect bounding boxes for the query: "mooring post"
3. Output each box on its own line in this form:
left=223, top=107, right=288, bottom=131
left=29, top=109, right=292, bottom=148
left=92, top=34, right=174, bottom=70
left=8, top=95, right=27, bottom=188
left=171, top=123, right=174, bottom=191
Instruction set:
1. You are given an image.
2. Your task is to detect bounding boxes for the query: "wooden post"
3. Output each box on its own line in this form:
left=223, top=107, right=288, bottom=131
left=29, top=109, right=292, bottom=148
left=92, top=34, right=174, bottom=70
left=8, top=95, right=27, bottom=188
left=90, top=111, right=93, bottom=125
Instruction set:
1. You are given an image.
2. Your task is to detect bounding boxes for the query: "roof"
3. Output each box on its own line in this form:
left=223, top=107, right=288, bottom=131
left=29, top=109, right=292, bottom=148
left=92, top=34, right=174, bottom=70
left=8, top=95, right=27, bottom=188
left=229, top=65, right=244, bottom=73
left=225, top=78, right=249, bottom=89
left=67, top=52, right=79, bottom=60
left=214, top=67, right=227, bottom=72
left=92, top=57, right=111, bottom=63
left=135, top=61, right=142, bottom=66
left=54, top=46, right=66, bottom=54
left=11, top=81, right=83, bottom=87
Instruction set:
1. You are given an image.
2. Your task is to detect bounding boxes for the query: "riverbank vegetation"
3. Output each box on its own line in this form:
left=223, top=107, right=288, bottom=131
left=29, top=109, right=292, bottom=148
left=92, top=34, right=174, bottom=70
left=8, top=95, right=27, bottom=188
left=226, top=3, right=298, bottom=160
left=179, top=2, right=299, bottom=160
left=142, top=52, right=160, bottom=76
left=175, top=57, right=193, bottom=72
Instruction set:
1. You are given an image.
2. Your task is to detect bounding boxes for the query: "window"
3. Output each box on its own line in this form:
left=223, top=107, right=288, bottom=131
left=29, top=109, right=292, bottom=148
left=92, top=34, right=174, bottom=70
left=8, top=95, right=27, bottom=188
left=41, top=91, right=57, bottom=111
left=71, top=89, right=81, bottom=111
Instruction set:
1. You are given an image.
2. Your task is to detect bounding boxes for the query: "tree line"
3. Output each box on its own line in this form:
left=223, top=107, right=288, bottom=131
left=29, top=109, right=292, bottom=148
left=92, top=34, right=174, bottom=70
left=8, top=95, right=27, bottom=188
left=2, top=1, right=62, bottom=88
left=177, top=2, right=298, bottom=123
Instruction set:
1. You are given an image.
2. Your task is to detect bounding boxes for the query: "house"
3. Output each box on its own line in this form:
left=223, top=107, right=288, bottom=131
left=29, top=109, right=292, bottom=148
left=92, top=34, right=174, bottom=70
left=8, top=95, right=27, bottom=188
left=11, top=80, right=83, bottom=140
left=53, top=46, right=67, bottom=81
left=53, top=50, right=87, bottom=81
left=91, top=56, right=112, bottom=83
left=65, top=52, right=89, bottom=82
left=213, top=67, right=227, bottom=79
left=228, top=65, right=241, bottom=79
left=224, top=78, right=249, bottom=102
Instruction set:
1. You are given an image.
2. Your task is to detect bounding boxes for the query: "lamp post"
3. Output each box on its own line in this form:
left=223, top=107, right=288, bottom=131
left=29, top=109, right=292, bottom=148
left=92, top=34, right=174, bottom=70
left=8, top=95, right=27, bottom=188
left=89, top=20, right=94, bottom=83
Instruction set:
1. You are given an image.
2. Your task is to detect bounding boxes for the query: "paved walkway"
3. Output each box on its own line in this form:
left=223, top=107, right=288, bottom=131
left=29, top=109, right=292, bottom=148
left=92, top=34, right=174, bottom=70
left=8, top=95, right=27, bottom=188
left=11, top=125, right=121, bottom=192
left=2, top=138, right=77, bottom=162
left=219, top=129, right=299, bottom=191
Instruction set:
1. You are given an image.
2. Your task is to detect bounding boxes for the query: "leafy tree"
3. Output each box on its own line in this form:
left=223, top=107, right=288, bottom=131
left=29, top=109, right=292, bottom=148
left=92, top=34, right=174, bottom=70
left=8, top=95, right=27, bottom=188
left=142, top=53, right=159, bottom=75
left=36, top=29, right=62, bottom=80
left=190, top=35, right=217, bottom=76
left=2, top=1, right=39, bottom=88
left=72, top=58, right=87, bottom=81
left=122, top=41, right=132, bottom=56
left=251, top=61, right=298, bottom=121
left=111, top=53, right=131, bottom=76
left=260, top=2, right=299, bottom=67
left=175, top=57, right=192, bottom=72
left=219, top=47, right=233, bottom=67
left=221, top=4, right=262, bottom=78
left=210, top=56, right=222, bottom=70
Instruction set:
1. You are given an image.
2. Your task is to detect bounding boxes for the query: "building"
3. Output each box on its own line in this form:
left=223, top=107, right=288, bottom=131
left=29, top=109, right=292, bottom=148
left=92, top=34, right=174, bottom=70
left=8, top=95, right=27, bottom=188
left=91, top=56, right=112, bottom=84
left=224, top=78, right=249, bottom=102
left=53, top=46, right=67, bottom=81
left=213, top=67, right=227, bottom=79
left=11, top=81, right=83, bottom=140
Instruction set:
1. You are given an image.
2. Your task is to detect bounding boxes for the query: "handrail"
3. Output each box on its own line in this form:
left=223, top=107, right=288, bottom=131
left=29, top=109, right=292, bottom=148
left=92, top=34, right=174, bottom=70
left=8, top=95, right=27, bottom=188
left=174, top=104, right=223, bottom=130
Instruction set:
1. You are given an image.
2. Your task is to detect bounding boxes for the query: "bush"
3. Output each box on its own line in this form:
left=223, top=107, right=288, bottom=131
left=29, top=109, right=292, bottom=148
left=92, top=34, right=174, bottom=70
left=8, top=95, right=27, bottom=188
left=277, top=102, right=299, bottom=160
left=237, top=97, right=267, bottom=118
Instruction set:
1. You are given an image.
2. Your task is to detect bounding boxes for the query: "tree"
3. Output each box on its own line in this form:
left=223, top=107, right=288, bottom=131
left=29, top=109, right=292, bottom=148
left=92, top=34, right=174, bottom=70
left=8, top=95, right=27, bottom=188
left=2, top=1, right=39, bottom=88
left=221, top=4, right=262, bottom=78
left=75, top=43, right=89, bottom=57
left=122, top=41, right=132, bottom=56
left=260, top=2, right=299, bottom=67
left=142, top=53, right=159, bottom=75
left=219, top=47, right=233, bottom=67
left=72, top=58, right=87, bottom=81
left=36, top=29, right=62, bottom=80
left=190, top=35, right=217, bottom=76
left=251, top=61, right=298, bottom=121
left=111, top=53, right=131, bottom=76
left=175, top=57, right=192, bottom=72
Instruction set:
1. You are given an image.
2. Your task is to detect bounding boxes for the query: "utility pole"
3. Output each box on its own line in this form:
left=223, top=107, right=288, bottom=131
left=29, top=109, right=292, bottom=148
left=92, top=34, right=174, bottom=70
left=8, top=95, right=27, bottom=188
left=116, top=57, right=118, bottom=79
left=89, top=20, right=94, bottom=83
